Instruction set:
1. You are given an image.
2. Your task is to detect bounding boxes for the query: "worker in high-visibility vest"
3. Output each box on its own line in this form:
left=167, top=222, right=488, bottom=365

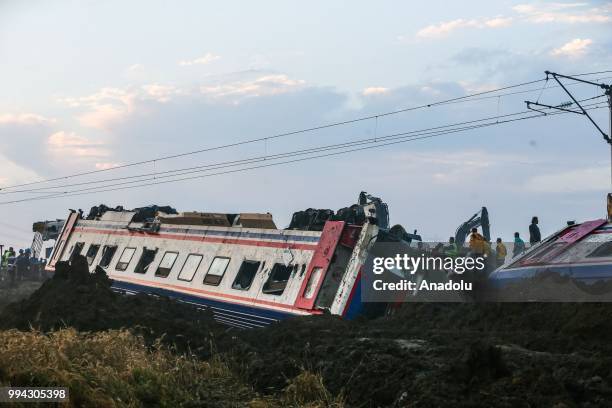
left=2, top=247, right=15, bottom=268
left=444, top=237, right=459, bottom=256
left=469, top=228, right=486, bottom=257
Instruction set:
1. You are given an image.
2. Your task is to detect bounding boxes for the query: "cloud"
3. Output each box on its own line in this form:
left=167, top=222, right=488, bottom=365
left=0, top=152, right=40, bottom=186
left=179, top=53, right=221, bottom=66
left=524, top=166, right=608, bottom=193
left=60, top=72, right=307, bottom=130
left=127, top=63, right=144, bottom=72
left=415, top=16, right=513, bottom=38
left=199, top=74, right=306, bottom=99
left=142, top=84, right=183, bottom=102
left=0, top=112, right=58, bottom=175
left=95, top=162, right=121, bottom=170
left=58, top=87, right=136, bottom=129
left=0, top=113, right=55, bottom=125
left=550, top=38, right=592, bottom=57
left=384, top=149, right=537, bottom=185
left=414, top=2, right=609, bottom=40
left=59, top=85, right=180, bottom=129
left=484, top=16, right=514, bottom=28
left=362, top=87, right=389, bottom=96
left=513, top=2, right=611, bottom=23
left=48, top=131, right=108, bottom=158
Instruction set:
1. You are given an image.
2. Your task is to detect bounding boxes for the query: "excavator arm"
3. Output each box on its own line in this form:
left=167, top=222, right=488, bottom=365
left=455, top=207, right=490, bottom=247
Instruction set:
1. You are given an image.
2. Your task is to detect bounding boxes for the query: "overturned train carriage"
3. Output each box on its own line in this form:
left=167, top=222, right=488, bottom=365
left=489, top=219, right=612, bottom=294
left=45, top=194, right=390, bottom=328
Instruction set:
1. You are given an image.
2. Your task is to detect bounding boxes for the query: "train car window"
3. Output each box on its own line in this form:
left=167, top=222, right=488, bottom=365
left=155, top=251, right=179, bottom=278
left=115, top=247, right=136, bottom=271
left=232, top=260, right=261, bottom=290
left=587, top=242, right=612, bottom=258
left=134, top=248, right=158, bottom=274
left=262, top=263, right=293, bottom=295
left=70, top=242, right=85, bottom=261
left=524, top=242, right=565, bottom=263
left=178, top=254, right=203, bottom=282
left=203, top=257, right=230, bottom=286
left=98, top=246, right=117, bottom=268
left=86, top=244, right=100, bottom=265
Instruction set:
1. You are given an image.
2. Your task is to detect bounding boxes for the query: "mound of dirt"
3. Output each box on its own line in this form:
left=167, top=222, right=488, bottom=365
left=228, top=303, right=612, bottom=407
left=0, top=255, right=225, bottom=357
left=4, top=259, right=612, bottom=406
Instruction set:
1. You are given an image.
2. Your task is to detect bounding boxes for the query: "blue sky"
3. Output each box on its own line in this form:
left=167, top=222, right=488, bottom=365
left=0, top=0, right=611, bottom=248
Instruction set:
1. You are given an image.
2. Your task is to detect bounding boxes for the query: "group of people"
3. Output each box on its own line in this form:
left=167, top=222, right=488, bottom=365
left=0, top=246, right=45, bottom=287
left=444, top=216, right=542, bottom=268
left=509, top=216, right=542, bottom=260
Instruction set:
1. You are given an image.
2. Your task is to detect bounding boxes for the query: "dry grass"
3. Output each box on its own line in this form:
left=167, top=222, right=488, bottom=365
left=248, top=372, right=345, bottom=408
left=0, top=329, right=342, bottom=408
left=0, top=328, right=251, bottom=407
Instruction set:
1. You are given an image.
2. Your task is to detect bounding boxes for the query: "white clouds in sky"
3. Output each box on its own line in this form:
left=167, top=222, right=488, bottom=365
left=414, top=2, right=610, bottom=39
left=550, top=38, right=593, bottom=57
left=200, top=74, right=306, bottom=99
left=524, top=166, right=609, bottom=193
left=416, top=17, right=513, bottom=38
left=179, top=53, right=221, bottom=66
left=127, top=63, right=144, bottom=72
left=95, top=162, right=121, bottom=170
left=56, top=73, right=307, bottom=130
left=362, top=87, right=389, bottom=96
left=0, top=152, right=40, bottom=186
left=0, top=113, right=56, bottom=125
left=513, top=2, right=610, bottom=23
left=48, top=131, right=108, bottom=158
left=58, top=85, right=176, bottom=130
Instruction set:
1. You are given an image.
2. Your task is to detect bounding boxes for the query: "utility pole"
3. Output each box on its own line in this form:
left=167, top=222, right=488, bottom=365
left=609, top=89, right=612, bottom=190
left=525, top=70, right=612, bottom=189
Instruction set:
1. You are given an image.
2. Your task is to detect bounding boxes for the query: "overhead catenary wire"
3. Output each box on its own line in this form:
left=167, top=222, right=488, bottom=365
left=0, top=103, right=607, bottom=206
left=2, top=69, right=610, bottom=192
left=4, top=101, right=608, bottom=203
left=3, top=94, right=606, bottom=196
left=0, top=109, right=556, bottom=194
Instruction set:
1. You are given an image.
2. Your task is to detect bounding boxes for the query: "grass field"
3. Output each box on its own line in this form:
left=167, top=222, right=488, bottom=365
left=0, top=328, right=343, bottom=407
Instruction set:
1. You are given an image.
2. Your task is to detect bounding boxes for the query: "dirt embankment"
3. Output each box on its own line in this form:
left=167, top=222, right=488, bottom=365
left=0, top=256, right=223, bottom=358
left=0, top=281, right=43, bottom=312
left=232, top=304, right=612, bottom=407
left=3, top=258, right=612, bottom=407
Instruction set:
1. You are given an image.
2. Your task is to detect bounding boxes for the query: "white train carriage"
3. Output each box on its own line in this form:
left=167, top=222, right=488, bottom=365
left=45, top=198, right=386, bottom=328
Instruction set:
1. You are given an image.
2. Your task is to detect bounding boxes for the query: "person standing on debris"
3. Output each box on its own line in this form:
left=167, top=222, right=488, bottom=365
left=495, top=238, right=507, bottom=267
left=469, top=228, right=486, bottom=257
left=29, top=255, right=42, bottom=281
left=529, top=216, right=541, bottom=245
left=445, top=237, right=458, bottom=256
left=7, top=249, right=18, bottom=287
left=15, top=249, right=30, bottom=283
left=513, top=232, right=525, bottom=257
left=2, top=246, right=15, bottom=269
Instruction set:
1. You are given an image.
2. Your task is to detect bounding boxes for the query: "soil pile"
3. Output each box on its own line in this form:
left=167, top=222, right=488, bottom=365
left=230, top=304, right=612, bottom=407
left=0, top=281, right=43, bottom=312
left=0, top=256, right=224, bottom=357
left=4, top=259, right=612, bottom=406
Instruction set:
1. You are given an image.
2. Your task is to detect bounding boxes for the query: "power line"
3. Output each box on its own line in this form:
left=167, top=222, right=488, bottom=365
left=1, top=103, right=606, bottom=206
left=0, top=108, right=558, bottom=194
left=4, top=95, right=605, bottom=195
left=1, top=70, right=608, bottom=192
left=0, top=76, right=561, bottom=191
